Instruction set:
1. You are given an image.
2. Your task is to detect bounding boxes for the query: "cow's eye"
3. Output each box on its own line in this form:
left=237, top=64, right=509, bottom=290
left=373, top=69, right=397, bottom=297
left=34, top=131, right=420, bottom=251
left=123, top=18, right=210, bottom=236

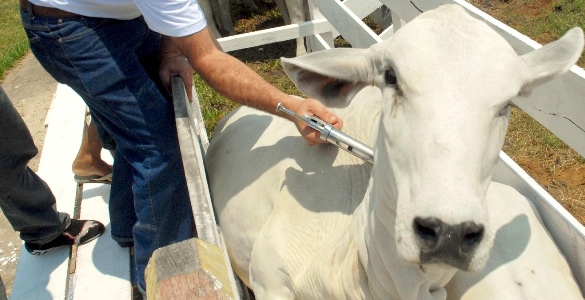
left=385, top=69, right=397, bottom=85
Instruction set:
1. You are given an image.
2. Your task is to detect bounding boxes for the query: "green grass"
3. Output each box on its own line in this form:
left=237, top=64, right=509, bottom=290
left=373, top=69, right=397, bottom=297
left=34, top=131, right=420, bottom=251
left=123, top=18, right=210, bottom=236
left=0, top=0, right=28, bottom=80
left=476, top=0, right=585, bottom=67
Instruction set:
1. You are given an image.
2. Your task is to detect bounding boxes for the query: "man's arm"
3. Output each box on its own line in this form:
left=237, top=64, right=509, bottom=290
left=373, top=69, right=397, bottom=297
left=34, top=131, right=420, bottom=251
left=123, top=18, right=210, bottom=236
left=162, top=27, right=343, bottom=145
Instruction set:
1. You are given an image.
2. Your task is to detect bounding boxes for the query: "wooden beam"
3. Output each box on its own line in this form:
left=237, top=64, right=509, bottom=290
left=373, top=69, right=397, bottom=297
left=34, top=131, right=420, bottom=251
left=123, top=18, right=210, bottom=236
left=218, top=19, right=335, bottom=52
left=171, top=77, right=244, bottom=299
left=316, top=0, right=382, bottom=48
left=145, top=238, right=235, bottom=300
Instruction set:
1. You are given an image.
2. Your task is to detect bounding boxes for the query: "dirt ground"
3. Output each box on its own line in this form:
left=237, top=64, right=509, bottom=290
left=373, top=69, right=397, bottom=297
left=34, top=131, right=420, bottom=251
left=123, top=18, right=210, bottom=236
left=0, top=52, right=57, bottom=297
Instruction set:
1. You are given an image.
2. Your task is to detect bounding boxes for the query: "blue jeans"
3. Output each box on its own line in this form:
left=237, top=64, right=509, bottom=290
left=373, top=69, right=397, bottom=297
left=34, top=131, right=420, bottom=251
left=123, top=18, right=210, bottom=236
left=21, top=12, right=194, bottom=290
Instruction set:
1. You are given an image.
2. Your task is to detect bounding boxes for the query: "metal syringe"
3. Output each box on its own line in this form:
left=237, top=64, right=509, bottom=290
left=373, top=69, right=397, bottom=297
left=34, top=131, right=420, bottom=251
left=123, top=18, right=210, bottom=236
left=276, top=103, right=373, bottom=164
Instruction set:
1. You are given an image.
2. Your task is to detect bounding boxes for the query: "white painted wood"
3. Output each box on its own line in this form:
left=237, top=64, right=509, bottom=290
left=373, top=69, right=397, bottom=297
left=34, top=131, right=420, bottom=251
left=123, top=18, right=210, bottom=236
left=188, top=93, right=210, bottom=152
left=315, top=0, right=382, bottom=48
left=307, top=33, right=334, bottom=52
left=218, top=19, right=336, bottom=52
left=217, top=0, right=384, bottom=53
left=10, top=84, right=86, bottom=300
left=43, top=95, right=56, bottom=128
left=72, top=151, right=132, bottom=300
left=390, top=11, right=405, bottom=32
left=306, top=0, right=334, bottom=53
left=9, top=248, right=71, bottom=300
left=379, top=0, right=585, bottom=158
left=493, top=151, right=585, bottom=292
left=379, top=24, right=394, bottom=40
left=343, top=0, right=385, bottom=25
left=172, top=77, right=244, bottom=299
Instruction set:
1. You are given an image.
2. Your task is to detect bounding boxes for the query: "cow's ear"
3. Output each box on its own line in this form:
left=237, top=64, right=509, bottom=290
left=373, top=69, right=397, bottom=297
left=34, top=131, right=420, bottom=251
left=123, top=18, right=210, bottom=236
left=281, top=48, right=374, bottom=106
left=520, top=27, right=584, bottom=94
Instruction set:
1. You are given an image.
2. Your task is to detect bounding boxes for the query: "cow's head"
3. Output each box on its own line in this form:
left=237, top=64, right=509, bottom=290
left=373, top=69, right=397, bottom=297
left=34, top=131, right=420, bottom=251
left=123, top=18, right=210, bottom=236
left=282, top=4, right=583, bottom=273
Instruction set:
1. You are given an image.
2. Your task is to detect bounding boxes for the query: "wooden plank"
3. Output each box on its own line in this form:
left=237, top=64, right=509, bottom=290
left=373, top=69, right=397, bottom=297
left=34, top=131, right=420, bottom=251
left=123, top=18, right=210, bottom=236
left=343, top=0, right=384, bottom=23
left=218, top=19, right=335, bottom=52
left=72, top=151, right=132, bottom=300
left=379, top=0, right=585, bottom=157
left=390, top=11, right=406, bottom=33
left=316, top=0, right=383, bottom=48
left=187, top=91, right=210, bottom=152
left=171, top=77, right=243, bottom=299
left=217, top=0, right=383, bottom=53
left=493, top=152, right=585, bottom=292
left=306, top=0, right=334, bottom=53
left=10, top=84, right=86, bottom=300
left=307, top=33, right=334, bottom=52
left=172, top=78, right=218, bottom=246
left=379, top=25, right=395, bottom=40
left=145, top=238, right=235, bottom=300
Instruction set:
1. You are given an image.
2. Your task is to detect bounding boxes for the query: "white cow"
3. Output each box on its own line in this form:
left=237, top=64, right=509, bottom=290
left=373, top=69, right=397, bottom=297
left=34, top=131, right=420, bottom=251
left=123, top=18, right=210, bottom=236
left=205, top=4, right=584, bottom=299
left=445, top=182, right=583, bottom=299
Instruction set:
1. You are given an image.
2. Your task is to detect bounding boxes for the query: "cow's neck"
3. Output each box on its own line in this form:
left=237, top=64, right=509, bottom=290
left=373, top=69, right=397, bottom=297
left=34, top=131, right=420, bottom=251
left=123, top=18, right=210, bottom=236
left=295, top=89, right=458, bottom=299
left=356, top=165, right=458, bottom=300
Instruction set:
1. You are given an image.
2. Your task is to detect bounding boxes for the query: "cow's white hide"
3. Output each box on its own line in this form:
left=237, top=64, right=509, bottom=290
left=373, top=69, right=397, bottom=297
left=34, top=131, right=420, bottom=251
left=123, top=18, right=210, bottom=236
left=206, top=4, right=584, bottom=299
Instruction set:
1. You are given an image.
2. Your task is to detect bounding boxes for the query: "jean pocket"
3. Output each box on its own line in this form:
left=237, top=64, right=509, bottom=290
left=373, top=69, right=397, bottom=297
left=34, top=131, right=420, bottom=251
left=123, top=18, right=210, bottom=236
left=56, top=17, right=114, bottom=42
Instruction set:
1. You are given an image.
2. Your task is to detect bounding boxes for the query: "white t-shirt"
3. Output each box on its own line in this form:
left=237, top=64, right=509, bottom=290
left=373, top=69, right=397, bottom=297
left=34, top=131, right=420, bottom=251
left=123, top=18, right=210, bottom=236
left=28, top=0, right=207, bottom=37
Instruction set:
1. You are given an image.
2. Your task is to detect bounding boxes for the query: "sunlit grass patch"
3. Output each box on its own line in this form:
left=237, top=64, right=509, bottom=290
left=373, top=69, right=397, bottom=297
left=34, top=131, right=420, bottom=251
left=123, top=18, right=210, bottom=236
left=0, top=0, right=28, bottom=80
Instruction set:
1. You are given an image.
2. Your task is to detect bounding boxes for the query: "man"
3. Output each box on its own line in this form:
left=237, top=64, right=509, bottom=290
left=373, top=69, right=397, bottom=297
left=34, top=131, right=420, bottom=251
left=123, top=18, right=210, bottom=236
left=0, top=85, right=105, bottom=256
left=19, top=0, right=343, bottom=293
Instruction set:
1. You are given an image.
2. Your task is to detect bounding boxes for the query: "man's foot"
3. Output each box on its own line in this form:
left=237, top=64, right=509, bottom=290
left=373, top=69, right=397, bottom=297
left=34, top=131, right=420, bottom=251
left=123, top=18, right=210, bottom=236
left=25, top=219, right=106, bottom=255
left=74, top=173, right=112, bottom=184
left=72, top=161, right=113, bottom=184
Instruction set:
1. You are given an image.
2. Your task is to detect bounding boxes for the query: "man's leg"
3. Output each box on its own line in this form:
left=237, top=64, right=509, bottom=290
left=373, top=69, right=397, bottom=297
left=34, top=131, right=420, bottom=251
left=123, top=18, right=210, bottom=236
left=21, top=14, right=194, bottom=289
left=0, top=85, right=105, bottom=254
left=71, top=117, right=113, bottom=183
left=0, top=85, right=68, bottom=244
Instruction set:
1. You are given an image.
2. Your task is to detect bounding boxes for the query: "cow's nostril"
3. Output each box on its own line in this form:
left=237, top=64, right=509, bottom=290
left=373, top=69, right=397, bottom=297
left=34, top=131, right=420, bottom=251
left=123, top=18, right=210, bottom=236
left=461, top=223, right=484, bottom=252
left=414, top=217, right=442, bottom=247
left=415, top=218, right=484, bottom=269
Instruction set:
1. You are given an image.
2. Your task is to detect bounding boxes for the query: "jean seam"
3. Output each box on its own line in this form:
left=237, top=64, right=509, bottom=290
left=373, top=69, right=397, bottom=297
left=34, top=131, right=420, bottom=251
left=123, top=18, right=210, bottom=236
left=145, top=157, right=160, bottom=248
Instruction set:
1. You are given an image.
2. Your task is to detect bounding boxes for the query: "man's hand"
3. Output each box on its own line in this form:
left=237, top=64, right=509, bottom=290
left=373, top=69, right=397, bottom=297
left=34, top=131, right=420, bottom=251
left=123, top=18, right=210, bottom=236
left=167, top=28, right=342, bottom=143
left=159, top=51, right=195, bottom=102
left=286, top=98, right=343, bottom=146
